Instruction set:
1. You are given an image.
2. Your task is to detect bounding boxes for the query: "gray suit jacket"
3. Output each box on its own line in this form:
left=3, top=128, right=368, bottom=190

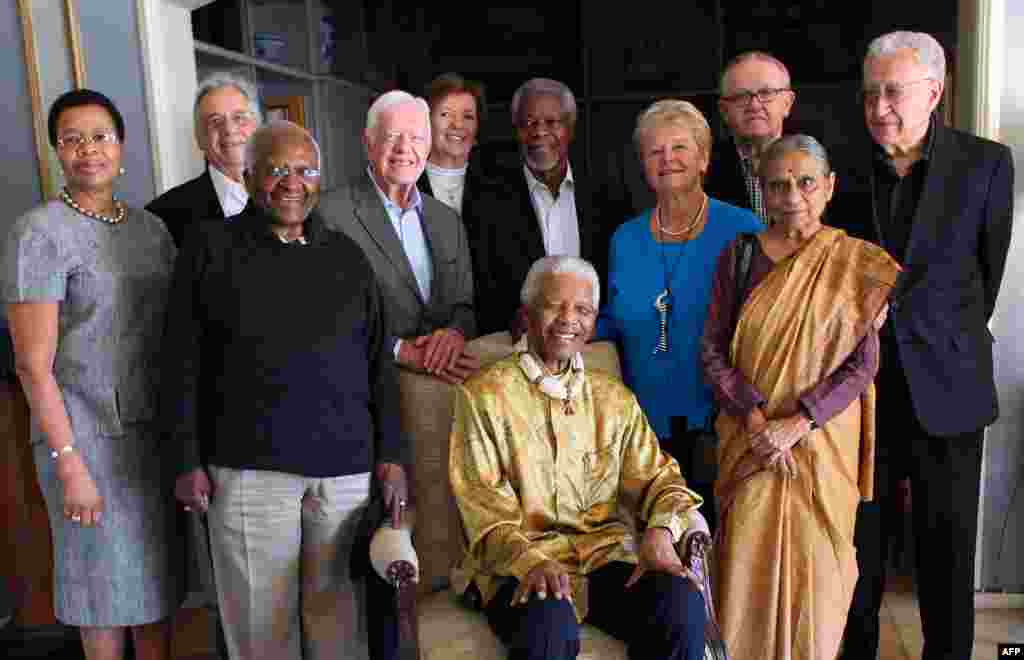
left=319, top=173, right=476, bottom=342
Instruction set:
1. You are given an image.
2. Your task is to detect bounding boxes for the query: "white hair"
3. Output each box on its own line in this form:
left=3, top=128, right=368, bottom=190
left=865, top=31, right=946, bottom=81
left=719, top=51, right=792, bottom=95
left=193, top=71, right=262, bottom=144
left=365, top=90, right=431, bottom=139
left=520, top=256, right=600, bottom=310
left=511, top=78, right=578, bottom=127
left=758, top=134, right=831, bottom=178
left=244, top=120, right=321, bottom=174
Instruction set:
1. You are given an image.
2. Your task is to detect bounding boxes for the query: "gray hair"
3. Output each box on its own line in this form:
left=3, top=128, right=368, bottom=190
left=511, top=78, right=578, bottom=127
left=757, top=134, right=831, bottom=178
left=865, top=31, right=946, bottom=81
left=366, top=90, right=431, bottom=139
left=244, top=120, right=321, bottom=174
left=193, top=71, right=262, bottom=144
left=520, top=256, right=600, bottom=310
left=633, top=99, right=711, bottom=159
left=720, top=51, right=792, bottom=95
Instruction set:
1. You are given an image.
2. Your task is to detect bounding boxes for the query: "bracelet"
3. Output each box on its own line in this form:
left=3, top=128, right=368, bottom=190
left=50, top=444, right=75, bottom=460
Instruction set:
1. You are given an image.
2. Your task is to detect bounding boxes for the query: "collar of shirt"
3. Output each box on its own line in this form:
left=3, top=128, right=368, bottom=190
left=243, top=203, right=327, bottom=246
left=873, top=114, right=936, bottom=168
left=523, top=161, right=574, bottom=198
left=367, top=167, right=424, bottom=219
left=208, top=164, right=249, bottom=217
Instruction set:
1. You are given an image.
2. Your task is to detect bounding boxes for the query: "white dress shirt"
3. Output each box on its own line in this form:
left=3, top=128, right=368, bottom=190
left=523, top=162, right=580, bottom=258
left=208, top=165, right=249, bottom=217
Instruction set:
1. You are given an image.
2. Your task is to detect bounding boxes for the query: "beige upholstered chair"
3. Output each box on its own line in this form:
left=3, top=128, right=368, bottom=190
left=378, top=332, right=714, bottom=659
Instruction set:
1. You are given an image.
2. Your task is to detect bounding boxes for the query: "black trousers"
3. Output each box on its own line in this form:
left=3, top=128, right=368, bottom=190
left=365, top=568, right=402, bottom=660
left=841, top=360, right=984, bottom=660
left=661, top=423, right=718, bottom=534
left=484, top=561, right=706, bottom=660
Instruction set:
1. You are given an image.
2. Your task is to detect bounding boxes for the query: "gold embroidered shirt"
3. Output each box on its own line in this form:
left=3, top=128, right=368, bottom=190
left=449, top=354, right=701, bottom=620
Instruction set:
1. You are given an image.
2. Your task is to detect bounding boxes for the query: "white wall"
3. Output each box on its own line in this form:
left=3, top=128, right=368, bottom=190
left=981, top=0, right=1024, bottom=591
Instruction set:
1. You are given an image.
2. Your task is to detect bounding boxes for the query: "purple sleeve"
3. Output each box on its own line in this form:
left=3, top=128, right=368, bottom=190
left=798, top=327, right=880, bottom=426
left=700, top=241, right=768, bottom=418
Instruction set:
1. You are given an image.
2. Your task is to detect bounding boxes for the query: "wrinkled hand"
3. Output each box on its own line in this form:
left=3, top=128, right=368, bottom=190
left=399, top=335, right=480, bottom=384
left=418, top=328, right=465, bottom=375
left=874, top=303, right=889, bottom=331
left=512, top=560, right=572, bottom=606
left=175, top=467, right=214, bottom=512
left=625, top=527, right=701, bottom=591
left=59, top=456, right=103, bottom=527
left=376, top=462, right=408, bottom=528
left=748, top=414, right=812, bottom=477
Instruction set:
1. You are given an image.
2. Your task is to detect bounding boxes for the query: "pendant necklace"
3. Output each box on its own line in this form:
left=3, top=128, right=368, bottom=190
left=653, top=194, right=707, bottom=354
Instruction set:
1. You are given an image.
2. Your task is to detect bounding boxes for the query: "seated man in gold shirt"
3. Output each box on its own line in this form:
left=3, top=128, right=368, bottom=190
left=449, top=255, right=707, bottom=660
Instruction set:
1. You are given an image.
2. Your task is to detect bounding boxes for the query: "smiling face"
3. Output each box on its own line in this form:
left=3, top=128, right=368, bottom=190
left=429, top=91, right=479, bottom=166
left=761, top=150, right=835, bottom=232
left=516, top=93, right=573, bottom=176
left=718, top=58, right=794, bottom=144
left=527, top=271, right=596, bottom=373
left=197, top=85, right=258, bottom=179
left=55, top=104, right=123, bottom=194
left=863, top=48, right=942, bottom=153
left=639, top=119, right=708, bottom=197
left=366, top=100, right=431, bottom=190
left=247, top=134, right=320, bottom=229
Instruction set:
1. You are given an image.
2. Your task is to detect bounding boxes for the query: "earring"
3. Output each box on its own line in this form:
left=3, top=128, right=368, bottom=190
left=118, top=167, right=126, bottom=176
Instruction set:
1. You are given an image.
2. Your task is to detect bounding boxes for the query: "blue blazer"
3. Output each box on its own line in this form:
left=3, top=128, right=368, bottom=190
left=831, top=120, right=1014, bottom=436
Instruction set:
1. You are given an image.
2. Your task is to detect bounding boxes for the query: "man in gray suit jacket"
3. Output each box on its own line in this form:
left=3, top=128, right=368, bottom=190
left=320, top=90, right=478, bottom=384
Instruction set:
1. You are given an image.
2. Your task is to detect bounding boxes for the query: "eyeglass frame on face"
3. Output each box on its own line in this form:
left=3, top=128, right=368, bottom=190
left=379, top=130, right=427, bottom=147
left=859, top=78, right=934, bottom=105
left=518, top=117, right=566, bottom=133
left=720, top=87, right=792, bottom=106
left=56, top=130, right=120, bottom=151
left=263, top=164, right=321, bottom=181
left=204, top=110, right=257, bottom=133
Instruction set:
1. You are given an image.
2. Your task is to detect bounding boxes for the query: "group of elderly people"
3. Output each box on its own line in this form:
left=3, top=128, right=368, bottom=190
left=0, top=27, right=1012, bottom=660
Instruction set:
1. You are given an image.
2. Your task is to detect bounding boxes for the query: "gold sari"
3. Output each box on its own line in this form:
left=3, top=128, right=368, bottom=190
left=715, top=227, right=899, bottom=660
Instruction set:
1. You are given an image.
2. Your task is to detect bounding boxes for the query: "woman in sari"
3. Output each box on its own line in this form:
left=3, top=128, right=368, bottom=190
left=700, top=135, right=899, bottom=660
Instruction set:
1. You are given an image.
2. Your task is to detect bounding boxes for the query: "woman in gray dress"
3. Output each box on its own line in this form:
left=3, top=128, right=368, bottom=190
left=1, top=89, right=180, bottom=659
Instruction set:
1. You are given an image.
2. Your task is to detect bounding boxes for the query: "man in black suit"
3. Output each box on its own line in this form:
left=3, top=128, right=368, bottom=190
left=470, top=78, right=627, bottom=336
left=835, top=31, right=1014, bottom=660
left=145, top=72, right=261, bottom=660
left=705, top=51, right=795, bottom=220
left=146, top=72, right=261, bottom=245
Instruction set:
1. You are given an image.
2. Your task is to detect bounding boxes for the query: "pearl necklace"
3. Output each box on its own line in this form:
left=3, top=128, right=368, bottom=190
left=656, top=193, right=707, bottom=238
left=515, top=336, right=585, bottom=415
left=60, top=188, right=126, bottom=225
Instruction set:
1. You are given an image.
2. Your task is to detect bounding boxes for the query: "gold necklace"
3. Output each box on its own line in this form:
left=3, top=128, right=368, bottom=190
left=657, top=193, right=707, bottom=238
left=60, top=188, right=126, bottom=225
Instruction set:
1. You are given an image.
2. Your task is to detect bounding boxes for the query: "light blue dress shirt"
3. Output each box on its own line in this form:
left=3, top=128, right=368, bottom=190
left=368, top=168, right=432, bottom=303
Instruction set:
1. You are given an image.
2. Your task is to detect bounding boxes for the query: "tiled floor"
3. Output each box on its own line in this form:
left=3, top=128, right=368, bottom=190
left=879, top=574, right=1024, bottom=660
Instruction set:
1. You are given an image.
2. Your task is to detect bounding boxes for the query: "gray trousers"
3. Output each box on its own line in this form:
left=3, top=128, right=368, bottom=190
left=207, top=466, right=371, bottom=660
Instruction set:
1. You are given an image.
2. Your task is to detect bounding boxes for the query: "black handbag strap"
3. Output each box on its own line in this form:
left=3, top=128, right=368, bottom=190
left=733, top=232, right=757, bottom=314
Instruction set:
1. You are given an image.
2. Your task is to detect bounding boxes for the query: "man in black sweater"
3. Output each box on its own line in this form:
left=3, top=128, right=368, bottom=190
left=162, top=120, right=407, bottom=660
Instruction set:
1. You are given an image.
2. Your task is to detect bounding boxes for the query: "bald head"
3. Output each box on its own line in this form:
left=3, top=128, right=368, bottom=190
left=244, top=120, right=322, bottom=228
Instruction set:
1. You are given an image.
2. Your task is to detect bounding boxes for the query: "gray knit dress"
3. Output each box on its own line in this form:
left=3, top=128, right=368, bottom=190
left=1, top=201, right=182, bottom=626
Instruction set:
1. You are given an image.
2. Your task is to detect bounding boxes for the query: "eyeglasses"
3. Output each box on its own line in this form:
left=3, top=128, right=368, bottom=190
left=720, top=88, right=791, bottom=106
left=381, top=130, right=427, bottom=146
left=267, top=165, right=321, bottom=180
left=859, top=78, right=933, bottom=105
left=205, top=111, right=257, bottom=132
left=764, top=174, right=821, bottom=196
left=519, top=117, right=565, bottom=132
left=56, top=130, right=120, bottom=150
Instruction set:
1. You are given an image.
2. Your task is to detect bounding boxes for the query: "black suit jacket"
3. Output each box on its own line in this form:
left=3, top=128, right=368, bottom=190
left=469, top=164, right=627, bottom=335
left=416, top=155, right=493, bottom=233
left=705, top=138, right=755, bottom=213
left=145, top=168, right=225, bottom=247
left=831, top=121, right=1014, bottom=436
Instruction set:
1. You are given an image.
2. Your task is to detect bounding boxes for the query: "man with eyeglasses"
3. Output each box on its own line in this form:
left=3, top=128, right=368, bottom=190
left=706, top=51, right=795, bottom=221
left=320, top=91, right=479, bottom=386
left=470, top=77, right=629, bottom=336
left=162, top=120, right=408, bottom=660
left=146, top=70, right=261, bottom=660
left=833, top=31, right=1014, bottom=660
left=147, top=72, right=261, bottom=246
